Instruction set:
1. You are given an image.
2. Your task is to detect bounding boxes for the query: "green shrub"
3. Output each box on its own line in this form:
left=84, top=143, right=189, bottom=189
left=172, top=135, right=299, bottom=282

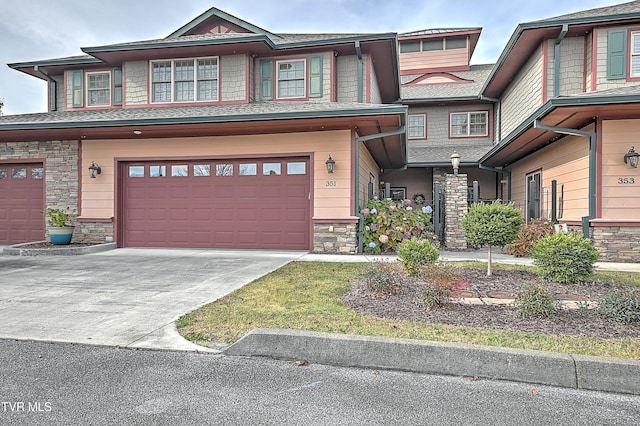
left=504, top=218, right=555, bottom=257
left=362, top=198, right=437, bottom=253
left=461, top=200, right=523, bottom=276
left=418, top=284, right=449, bottom=310
left=530, top=231, right=600, bottom=283
left=514, top=285, right=558, bottom=319
left=421, top=262, right=464, bottom=288
left=598, top=290, right=640, bottom=325
left=360, top=261, right=403, bottom=295
left=397, top=238, right=440, bottom=276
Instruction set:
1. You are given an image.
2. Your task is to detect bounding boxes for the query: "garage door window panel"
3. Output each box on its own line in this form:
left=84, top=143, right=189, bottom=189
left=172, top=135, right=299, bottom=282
left=193, top=164, right=211, bottom=176
left=0, top=168, right=7, bottom=179
left=171, top=165, right=188, bottom=177
left=12, top=168, right=27, bottom=179
left=263, top=163, right=281, bottom=175
left=239, top=163, right=257, bottom=176
left=287, top=162, right=306, bottom=175
left=150, top=166, right=166, bottom=177
left=129, top=166, right=145, bottom=177
left=216, top=164, right=234, bottom=176
left=31, top=168, right=44, bottom=179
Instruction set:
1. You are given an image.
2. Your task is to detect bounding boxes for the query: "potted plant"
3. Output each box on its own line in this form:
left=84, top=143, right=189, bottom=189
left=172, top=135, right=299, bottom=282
left=44, top=207, right=75, bottom=245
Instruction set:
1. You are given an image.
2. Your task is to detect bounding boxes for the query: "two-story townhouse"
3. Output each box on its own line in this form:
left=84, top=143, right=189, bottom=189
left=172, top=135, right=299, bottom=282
left=479, top=0, right=640, bottom=262
left=383, top=28, right=498, bottom=205
left=0, top=7, right=406, bottom=253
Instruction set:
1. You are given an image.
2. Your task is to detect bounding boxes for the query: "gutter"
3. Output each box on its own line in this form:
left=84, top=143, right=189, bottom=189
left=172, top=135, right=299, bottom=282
left=480, top=95, right=501, bottom=141
left=354, top=125, right=407, bottom=253
left=534, top=120, right=596, bottom=237
left=34, top=66, right=57, bottom=112
left=554, top=24, right=569, bottom=97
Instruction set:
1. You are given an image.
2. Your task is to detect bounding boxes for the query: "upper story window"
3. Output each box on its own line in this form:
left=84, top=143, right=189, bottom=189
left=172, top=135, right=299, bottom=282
left=631, top=31, right=640, bottom=77
left=87, top=72, right=111, bottom=106
left=450, top=111, right=488, bottom=138
left=151, top=57, right=218, bottom=103
left=277, top=59, right=306, bottom=99
left=408, top=114, right=426, bottom=139
left=400, top=37, right=467, bottom=53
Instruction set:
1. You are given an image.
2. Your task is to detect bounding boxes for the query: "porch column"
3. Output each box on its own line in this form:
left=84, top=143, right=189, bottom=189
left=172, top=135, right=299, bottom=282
left=444, top=173, right=468, bottom=250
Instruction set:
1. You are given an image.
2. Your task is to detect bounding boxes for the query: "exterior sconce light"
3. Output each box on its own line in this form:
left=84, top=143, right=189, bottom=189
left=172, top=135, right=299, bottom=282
left=325, top=155, right=336, bottom=174
left=624, top=146, right=639, bottom=168
left=88, top=161, right=102, bottom=178
left=450, top=151, right=461, bottom=176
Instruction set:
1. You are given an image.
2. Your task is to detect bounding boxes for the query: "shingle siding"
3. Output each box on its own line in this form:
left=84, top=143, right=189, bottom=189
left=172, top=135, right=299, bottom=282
left=220, top=55, right=247, bottom=102
left=53, top=75, right=64, bottom=111
left=124, top=61, right=149, bottom=105
left=546, top=36, right=585, bottom=98
left=337, top=55, right=368, bottom=103
left=369, top=61, right=381, bottom=104
left=500, top=45, right=543, bottom=138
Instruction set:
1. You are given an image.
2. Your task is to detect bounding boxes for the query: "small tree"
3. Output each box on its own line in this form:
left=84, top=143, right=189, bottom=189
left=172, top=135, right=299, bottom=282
left=461, top=200, right=523, bottom=276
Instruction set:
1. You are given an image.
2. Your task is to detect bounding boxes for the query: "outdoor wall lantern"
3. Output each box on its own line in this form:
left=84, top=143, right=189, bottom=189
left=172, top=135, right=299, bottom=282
left=624, top=146, right=639, bottom=168
left=325, top=155, right=336, bottom=174
left=450, top=151, right=461, bottom=176
left=88, top=161, right=102, bottom=178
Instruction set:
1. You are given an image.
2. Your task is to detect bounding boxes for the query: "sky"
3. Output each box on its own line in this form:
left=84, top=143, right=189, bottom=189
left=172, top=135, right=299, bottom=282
left=0, top=0, right=624, bottom=115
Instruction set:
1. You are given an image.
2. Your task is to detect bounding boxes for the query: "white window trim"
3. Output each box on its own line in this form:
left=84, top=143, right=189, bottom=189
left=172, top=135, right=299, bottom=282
left=408, top=114, right=426, bottom=139
left=630, top=31, right=640, bottom=78
left=149, top=57, right=219, bottom=103
left=86, top=71, right=111, bottom=107
left=275, top=59, right=307, bottom=100
left=449, top=111, right=488, bottom=138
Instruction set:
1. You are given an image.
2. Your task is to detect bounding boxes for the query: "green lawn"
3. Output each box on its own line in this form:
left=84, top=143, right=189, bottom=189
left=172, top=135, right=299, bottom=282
left=176, top=261, right=640, bottom=359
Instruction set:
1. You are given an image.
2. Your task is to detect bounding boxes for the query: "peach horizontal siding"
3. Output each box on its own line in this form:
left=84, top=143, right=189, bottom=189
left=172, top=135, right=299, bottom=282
left=358, top=142, right=378, bottom=208
left=400, top=49, right=469, bottom=72
left=80, top=130, right=353, bottom=220
left=510, top=131, right=589, bottom=221
left=601, top=120, right=640, bottom=219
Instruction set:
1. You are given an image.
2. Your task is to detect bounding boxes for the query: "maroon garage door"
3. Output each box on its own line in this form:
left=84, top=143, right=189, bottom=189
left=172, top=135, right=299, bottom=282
left=0, top=163, right=45, bottom=244
left=121, top=158, right=310, bottom=249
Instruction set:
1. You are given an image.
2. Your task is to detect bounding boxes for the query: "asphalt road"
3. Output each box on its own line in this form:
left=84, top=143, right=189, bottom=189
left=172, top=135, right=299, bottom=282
left=1, top=340, right=639, bottom=425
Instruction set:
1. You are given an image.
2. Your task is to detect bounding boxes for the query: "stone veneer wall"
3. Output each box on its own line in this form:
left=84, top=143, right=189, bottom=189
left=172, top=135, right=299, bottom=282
left=1, top=140, right=79, bottom=238
left=590, top=226, right=640, bottom=263
left=313, top=222, right=357, bottom=254
left=444, top=173, right=468, bottom=250
left=74, top=222, right=113, bottom=244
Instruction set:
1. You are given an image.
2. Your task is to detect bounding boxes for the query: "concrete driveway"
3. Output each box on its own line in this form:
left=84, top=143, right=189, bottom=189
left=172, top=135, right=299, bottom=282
left=0, top=249, right=303, bottom=351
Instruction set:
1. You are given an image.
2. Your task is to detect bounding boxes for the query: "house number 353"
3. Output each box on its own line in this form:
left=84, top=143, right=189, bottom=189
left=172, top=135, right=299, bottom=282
left=325, top=180, right=337, bottom=187
left=618, top=177, right=636, bottom=184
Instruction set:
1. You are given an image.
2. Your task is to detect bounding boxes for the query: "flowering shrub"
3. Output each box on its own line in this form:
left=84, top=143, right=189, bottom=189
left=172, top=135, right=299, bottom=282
left=504, top=218, right=555, bottom=257
left=361, top=198, right=436, bottom=253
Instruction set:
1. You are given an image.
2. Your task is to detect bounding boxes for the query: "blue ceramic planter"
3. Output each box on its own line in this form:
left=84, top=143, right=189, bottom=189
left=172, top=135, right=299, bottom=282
left=48, top=227, right=74, bottom=245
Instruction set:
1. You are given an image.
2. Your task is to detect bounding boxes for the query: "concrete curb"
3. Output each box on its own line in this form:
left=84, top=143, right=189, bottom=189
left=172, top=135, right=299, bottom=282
left=224, top=328, right=640, bottom=395
left=4, top=241, right=117, bottom=256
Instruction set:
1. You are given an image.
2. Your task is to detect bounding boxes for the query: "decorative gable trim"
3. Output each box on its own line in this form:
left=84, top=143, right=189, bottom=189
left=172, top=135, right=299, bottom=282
left=167, top=6, right=281, bottom=40
left=405, top=72, right=473, bottom=86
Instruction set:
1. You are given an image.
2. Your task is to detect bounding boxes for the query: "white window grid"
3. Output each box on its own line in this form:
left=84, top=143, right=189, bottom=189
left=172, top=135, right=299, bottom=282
left=408, top=114, right=426, bottom=139
left=450, top=111, right=488, bottom=137
left=276, top=59, right=306, bottom=99
left=151, top=57, right=218, bottom=103
left=86, top=71, right=111, bottom=106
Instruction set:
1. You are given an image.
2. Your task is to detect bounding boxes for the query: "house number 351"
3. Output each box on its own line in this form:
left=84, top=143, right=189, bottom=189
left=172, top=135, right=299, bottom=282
left=618, top=177, right=636, bottom=184
left=325, top=180, right=337, bottom=187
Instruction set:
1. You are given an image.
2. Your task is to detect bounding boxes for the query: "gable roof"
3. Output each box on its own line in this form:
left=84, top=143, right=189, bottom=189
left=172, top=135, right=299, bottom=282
left=401, top=64, right=494, bottom=102
left=482, top=1, right=640, bottom=98
left=166, top=6, right=281, bottom=40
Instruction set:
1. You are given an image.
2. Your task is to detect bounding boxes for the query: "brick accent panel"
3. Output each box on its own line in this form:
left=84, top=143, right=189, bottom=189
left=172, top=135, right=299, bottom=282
left=444, top=173, right=468, bottom=250
left=313, top=222, right=357, bottom=254
left=591, top=226, right=640, bottom=263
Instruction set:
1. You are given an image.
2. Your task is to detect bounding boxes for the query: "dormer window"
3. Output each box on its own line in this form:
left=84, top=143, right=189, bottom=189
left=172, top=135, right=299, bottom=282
left=277, top=59, right=306, bottom=99
left=151, top=57, right=219, bottom=103
left=87, top=72, right=111, bottom=107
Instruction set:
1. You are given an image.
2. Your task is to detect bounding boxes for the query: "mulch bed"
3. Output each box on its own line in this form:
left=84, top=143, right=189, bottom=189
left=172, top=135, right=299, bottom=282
left=11, top=242, right=98, bottom=249
left=341, top=267, right=640, bottom=339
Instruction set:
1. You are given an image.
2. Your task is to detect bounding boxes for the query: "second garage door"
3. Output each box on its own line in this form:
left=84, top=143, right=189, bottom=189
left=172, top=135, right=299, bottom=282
left=0, top=163, right=45, bottom=244
left=121, top=157, right=310, bottom=250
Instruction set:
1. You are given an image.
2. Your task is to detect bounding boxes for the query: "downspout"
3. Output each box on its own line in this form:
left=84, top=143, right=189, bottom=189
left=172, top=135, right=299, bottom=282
left=534, top=120, right=596, bottom=237
left=480, top=95, right=501, bottom=141
left=355, top=41, right=364, bottom=103
left=354, top=125, right=406, bottom=253
left=554, top=24, right=569, bottom=98
left=34, top=65, right=57, bottom=111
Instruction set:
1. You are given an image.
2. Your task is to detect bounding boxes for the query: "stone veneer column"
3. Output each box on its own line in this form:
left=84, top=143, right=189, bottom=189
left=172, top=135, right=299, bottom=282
left=444, top=173, right=468, bottom=250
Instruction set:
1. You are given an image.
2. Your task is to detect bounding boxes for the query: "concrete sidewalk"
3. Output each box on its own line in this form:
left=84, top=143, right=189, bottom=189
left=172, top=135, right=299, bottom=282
left=297, top=249, right=640, bottom=273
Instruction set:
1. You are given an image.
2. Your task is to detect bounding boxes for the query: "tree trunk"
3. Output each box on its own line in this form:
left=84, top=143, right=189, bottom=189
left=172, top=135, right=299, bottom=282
left=487, top=245, right=493, bottom=276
